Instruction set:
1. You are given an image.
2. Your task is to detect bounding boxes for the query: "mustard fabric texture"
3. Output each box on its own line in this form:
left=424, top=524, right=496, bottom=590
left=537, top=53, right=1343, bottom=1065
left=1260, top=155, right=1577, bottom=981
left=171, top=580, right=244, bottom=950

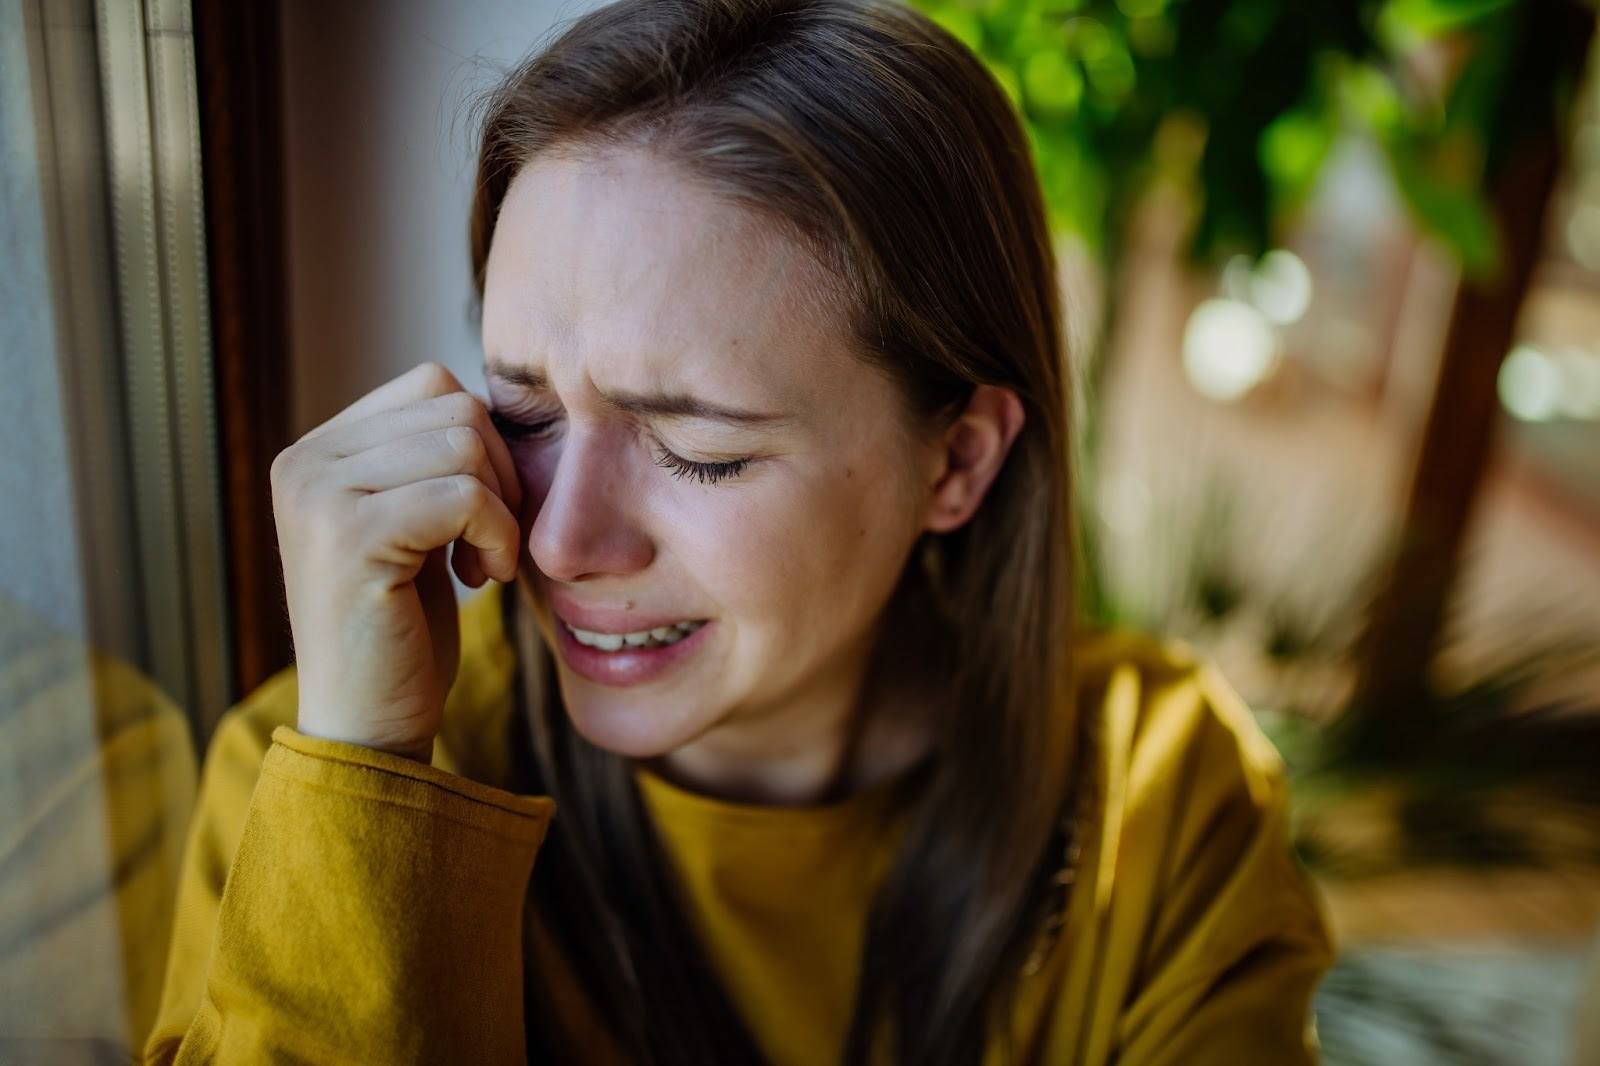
left=142, top=583, right=1334, bottom=1063
left=0, top=593, right=196, bottom=1053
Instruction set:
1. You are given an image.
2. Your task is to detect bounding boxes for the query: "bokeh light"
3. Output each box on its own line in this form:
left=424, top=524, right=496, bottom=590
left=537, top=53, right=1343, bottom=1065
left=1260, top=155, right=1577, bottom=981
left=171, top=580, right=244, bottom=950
left=1500, top=344, right=1600, bottom=422
left=1182, top=298, right=1280, bottom=403
left=1250, top=250, right=1314, bottom=326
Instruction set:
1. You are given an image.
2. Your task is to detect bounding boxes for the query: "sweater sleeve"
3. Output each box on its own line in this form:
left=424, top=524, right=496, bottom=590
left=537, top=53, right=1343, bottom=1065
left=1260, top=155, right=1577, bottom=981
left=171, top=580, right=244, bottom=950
left=1108, top=660, right=1334, bottom=1066
left=143, top=725, right=554, bottom=1064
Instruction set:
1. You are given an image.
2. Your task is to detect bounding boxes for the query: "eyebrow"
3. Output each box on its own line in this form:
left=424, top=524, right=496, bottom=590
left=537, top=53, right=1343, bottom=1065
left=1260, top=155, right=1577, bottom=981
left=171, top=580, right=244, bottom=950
left=485, top=360, right=792, bottom=427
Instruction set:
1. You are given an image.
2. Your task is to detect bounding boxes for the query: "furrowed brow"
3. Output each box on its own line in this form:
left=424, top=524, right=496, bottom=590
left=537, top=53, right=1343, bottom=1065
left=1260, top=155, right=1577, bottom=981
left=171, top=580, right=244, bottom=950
left=486, top=360, right=790, bottom=427
left=485, top=361, right=548, bottom=392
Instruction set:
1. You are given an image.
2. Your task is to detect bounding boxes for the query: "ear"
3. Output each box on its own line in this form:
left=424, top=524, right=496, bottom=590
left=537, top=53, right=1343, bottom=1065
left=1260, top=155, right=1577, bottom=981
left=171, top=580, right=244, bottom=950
left=922, top=385, right=1025, bottom=534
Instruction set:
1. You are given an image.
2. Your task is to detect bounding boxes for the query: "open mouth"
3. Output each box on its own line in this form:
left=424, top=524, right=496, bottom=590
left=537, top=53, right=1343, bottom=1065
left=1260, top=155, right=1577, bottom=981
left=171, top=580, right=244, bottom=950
left=559, top=618, right=708, bottom=652
left=550, top=612, right=714, bottom=687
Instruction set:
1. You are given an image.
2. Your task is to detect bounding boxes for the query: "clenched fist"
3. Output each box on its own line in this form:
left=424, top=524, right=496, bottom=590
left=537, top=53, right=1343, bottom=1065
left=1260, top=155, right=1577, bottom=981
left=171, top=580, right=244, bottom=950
left=272, top=362, right=524, bottom=761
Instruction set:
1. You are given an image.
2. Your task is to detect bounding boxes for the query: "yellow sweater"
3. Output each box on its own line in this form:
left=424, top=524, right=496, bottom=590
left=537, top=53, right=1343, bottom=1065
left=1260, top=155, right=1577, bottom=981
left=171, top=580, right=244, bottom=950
left=141, top=583, right=1333, bottom=1063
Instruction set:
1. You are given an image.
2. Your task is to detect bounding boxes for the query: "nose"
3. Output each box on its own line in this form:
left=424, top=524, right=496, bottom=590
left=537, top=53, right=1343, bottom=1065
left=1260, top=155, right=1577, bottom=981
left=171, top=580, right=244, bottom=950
left=526, top=427, right=656, bottom=583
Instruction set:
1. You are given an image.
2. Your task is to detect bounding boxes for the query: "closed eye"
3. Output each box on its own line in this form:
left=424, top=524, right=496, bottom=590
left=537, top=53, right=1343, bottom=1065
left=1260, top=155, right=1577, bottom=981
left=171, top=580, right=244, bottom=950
left=492, top=408, right=753, bottom=484
left=653, top=448, right=751, bottom=485
left=489, top=409, right=560, bottom=442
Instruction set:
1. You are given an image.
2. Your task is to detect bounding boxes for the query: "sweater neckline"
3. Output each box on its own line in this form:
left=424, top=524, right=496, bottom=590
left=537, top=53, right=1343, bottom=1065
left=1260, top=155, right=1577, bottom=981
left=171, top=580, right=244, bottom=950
left=630, top=759, right=918, bottom=834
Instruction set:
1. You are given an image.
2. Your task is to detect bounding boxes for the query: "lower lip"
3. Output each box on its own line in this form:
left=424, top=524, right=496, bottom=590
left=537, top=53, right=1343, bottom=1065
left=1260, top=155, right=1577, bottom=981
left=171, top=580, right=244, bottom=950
left=551, top=617, right=713, bottom=687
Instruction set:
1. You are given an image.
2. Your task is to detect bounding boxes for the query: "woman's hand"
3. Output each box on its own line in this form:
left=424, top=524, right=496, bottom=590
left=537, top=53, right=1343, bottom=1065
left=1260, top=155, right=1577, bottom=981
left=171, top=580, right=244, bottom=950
left=272, top=362, right=524, bottom=761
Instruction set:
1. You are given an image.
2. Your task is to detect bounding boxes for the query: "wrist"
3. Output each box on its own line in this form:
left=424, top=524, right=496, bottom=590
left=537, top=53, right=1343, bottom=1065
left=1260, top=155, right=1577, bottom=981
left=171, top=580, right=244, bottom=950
left=295, top=721, right=436, bottom=765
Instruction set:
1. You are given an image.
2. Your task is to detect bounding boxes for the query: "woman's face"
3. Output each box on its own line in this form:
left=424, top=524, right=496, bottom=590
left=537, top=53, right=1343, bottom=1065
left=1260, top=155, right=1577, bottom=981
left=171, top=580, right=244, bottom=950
left=482, top=147, right=940, bottom=770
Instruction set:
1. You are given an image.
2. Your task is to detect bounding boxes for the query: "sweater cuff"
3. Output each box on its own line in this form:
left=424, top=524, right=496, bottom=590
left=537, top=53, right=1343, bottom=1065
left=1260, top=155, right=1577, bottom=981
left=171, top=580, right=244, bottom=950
left=266, top=725, right=555, bottom=837
left=189, top=727, right=556, bottom=1060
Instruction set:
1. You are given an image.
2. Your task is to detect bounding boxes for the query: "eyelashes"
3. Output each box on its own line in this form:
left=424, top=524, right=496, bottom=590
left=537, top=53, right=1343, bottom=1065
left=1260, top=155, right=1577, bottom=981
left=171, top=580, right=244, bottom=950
left=488, top=410, right=558, bottom=441
left=652, top=450, right=749, bottom=485
left=488, top=410, right=751, bottom=485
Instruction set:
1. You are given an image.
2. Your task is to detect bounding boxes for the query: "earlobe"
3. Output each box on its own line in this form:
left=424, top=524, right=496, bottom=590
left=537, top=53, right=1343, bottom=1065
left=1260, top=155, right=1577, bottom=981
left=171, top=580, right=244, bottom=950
left=924, top=385, right=1025, bottom=534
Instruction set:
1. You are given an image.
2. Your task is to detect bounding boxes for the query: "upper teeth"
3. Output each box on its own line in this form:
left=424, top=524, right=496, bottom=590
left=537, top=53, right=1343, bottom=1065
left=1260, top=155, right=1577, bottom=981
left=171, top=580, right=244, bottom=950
left=565, top=619, right=704, bottom=651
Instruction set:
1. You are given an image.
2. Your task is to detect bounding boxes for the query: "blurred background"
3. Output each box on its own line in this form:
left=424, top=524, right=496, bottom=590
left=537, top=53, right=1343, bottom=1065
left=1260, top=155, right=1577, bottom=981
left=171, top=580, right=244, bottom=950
left=2, top=0, right=1597, bottom=1061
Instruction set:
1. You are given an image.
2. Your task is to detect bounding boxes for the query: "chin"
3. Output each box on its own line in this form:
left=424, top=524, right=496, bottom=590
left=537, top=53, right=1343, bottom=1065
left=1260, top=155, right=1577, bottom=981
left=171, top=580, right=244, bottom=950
left=556, top=684, right=710, bottom=759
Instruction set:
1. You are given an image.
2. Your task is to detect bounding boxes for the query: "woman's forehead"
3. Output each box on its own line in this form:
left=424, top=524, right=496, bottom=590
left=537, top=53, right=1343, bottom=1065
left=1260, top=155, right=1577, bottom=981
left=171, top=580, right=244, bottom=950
left=481, top=149, right=851, bottom=397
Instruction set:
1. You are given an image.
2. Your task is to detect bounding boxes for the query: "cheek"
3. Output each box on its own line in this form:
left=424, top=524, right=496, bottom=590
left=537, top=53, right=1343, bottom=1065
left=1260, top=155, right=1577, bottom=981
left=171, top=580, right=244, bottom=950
left=659, top=464, right=912, bottom=637
left=652, top=487, right=788, bottom=611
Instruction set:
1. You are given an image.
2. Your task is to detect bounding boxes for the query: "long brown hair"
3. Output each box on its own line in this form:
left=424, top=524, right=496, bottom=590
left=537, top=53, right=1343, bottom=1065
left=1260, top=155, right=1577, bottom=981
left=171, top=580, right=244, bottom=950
left=469, top=1, right=1085, bottom=1062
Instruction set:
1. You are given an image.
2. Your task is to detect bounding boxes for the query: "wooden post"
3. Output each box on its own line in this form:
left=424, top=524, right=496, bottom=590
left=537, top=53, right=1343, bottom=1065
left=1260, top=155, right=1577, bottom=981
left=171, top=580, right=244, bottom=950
left=1354, top=0, right=1596, bottom=724
left=195, top=0, right=294, bottom=706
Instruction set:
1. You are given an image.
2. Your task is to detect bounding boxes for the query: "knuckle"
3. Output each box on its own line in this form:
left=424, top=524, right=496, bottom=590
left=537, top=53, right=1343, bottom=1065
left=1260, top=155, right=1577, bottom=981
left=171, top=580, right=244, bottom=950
left=413, top=361, right=460, bottom=395
left=444, top=425, right=486, bottom=464
left=450, top=474, right=489, bottom=509
left=269, top=446, right=304, bottom=499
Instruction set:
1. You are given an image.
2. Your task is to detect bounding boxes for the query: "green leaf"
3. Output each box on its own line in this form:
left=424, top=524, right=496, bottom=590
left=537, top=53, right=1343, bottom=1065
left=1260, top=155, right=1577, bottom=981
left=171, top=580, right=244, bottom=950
left=1067, top=16, right=1115, bottom=62
left=1029, top=126, right=1110, bottom=246
left=922, top=4, right=985, bottom=53
left=1127, top=14, right=1177, bottom=58
left=1083, top=40, right=1136, bottom=103
left=1385, top=140, right=1500, bottom=274
left=1022, top=49, right=1084, bottom=117
left=1381, top=0, right=1516, bottom=38
left=1260, top=106, right=1335, bottom=203
left=1342, top=62, right=1406, bottom=137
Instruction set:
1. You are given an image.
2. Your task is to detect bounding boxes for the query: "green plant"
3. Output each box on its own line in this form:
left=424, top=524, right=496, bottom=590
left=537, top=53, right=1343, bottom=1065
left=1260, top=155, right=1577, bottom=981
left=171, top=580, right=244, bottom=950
left=909, top=0, right=1549, bottom=623
left=1094, top=471, right=1600, bottom=876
